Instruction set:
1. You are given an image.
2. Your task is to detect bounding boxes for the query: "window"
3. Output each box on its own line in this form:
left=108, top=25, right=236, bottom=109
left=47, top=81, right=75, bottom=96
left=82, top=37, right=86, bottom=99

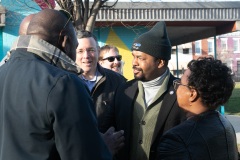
left=208, top=39, right=214, bottom=54
left=195, top=40, right=201, bottom=55
left=233, top=38, right=240, bottom=53
left=221, top=38, right=228, bottom=51
left=172, top=48, right=176, bottom=54
left=183, top=48, right=189, bottom=54
left=237, top=61, right=240, bottom=77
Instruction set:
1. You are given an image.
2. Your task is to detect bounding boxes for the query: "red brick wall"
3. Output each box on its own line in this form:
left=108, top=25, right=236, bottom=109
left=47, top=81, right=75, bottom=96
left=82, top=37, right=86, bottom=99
left=201, top=38, right=208, bottom=56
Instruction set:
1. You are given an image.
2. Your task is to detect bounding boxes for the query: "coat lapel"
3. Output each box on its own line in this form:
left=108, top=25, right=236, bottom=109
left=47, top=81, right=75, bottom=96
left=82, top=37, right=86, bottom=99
left=151, top=75, right=177, bottom=145
left=124, top=80, right=139, bottom=123
left=121, top=80, right=139, bottom=156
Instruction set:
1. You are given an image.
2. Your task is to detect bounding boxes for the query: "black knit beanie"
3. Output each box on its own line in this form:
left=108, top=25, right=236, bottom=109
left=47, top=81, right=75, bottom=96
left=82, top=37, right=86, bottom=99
left=131, top=21, right=171, bottom=60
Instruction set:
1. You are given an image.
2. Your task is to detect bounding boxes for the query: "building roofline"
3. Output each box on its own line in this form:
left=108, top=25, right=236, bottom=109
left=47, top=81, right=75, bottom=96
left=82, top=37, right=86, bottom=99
left=95, top=2, right=240, bottom=45
left=97, top=2, right=240, bottom=22
left=104, top=2, right=240, bottom=9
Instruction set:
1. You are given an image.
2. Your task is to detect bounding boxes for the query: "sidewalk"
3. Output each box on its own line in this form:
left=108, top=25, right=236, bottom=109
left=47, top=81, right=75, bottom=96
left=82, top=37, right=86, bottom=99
left=226, top=115, right=240, bottom=144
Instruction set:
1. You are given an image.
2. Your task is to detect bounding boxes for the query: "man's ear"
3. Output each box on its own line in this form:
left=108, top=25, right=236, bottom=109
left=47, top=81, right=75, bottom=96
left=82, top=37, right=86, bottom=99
left=157, top=59, right=165, bottom=68
left=99, top=60, right=103, bottom=65
left=61, top=35, right=68, bottom=49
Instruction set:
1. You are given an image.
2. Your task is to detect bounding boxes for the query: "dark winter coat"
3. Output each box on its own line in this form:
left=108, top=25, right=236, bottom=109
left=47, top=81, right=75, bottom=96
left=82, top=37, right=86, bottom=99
left=103, top=73, right=186, bottom=160
left=0, top=35, right=111, bottom=160
left=156, top=111, right=239, bottom=160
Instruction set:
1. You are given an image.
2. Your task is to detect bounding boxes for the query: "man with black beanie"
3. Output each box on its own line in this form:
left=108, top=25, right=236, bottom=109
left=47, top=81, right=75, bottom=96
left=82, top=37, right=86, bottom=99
left=103, top=21, right=186, bottom=160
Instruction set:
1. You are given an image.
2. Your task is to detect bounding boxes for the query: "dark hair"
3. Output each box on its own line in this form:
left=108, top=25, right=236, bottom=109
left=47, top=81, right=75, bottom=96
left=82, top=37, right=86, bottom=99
left=76, top=30, right=98, bottom=42
left=187, top=57, right=235, bottom=109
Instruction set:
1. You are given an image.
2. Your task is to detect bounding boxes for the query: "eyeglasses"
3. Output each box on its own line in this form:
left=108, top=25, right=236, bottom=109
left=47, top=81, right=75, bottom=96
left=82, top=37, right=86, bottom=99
left=102, top=55, right=122, bottom=62
left=58, top=9, right=73, bottom=44
left=173, top=79, right=190, bottom=90
left=77, top=48, right=96, bottom=54
left=59, top=9, right=73, bottom=31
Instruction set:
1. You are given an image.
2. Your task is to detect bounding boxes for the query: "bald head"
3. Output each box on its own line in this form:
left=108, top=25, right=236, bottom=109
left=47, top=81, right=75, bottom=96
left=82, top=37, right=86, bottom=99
left=27, top=9, right=71, bottom=44
left=19, top=14, right=35, bottom=35
left=27, top=9, right=78, bottom=60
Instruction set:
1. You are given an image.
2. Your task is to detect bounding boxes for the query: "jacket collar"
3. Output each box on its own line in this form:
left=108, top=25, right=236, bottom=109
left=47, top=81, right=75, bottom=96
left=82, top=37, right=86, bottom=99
left=10, top=35, right=83, bottom=75
left=151, top=74, right=178, bottom=144
left=96, top=63, right=106, bottom=76
left=125, top=74, right=179, bottom=145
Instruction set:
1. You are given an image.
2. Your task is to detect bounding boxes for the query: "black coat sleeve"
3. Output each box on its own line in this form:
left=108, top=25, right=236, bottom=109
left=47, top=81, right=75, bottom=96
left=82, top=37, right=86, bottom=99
left=47, top=74, right=112, bottom=160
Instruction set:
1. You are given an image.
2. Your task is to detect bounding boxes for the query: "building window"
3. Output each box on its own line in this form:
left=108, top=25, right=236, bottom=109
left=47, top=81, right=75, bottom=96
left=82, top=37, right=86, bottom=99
left=195, top=40, right=201, bottom=55
left=237, top=61, right=240, bottom=77
left=172, top=48, right=176, bottom=54
left=233, top=38, right=240, bottom=53
left=221, top=38, right=228, bottom=51
left=183, top=48, right=189, bottom=54
left=208, top=39, right=214, bottom=54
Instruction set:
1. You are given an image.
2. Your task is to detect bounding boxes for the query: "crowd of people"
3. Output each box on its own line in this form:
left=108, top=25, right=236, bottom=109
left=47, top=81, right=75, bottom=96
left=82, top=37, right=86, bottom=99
left=0, top=9, right=239, bottom=160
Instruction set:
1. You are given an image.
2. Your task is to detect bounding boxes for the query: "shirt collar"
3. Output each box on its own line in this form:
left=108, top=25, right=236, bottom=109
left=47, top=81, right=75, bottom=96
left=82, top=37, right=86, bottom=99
left=10, top=35, right=83, bottom=75
left=141, top=68, right=169, bottom=88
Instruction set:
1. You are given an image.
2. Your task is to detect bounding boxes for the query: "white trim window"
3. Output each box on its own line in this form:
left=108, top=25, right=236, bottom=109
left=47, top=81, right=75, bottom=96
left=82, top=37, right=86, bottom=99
left=195, top=40, right=201, bottom=55
left=233, top=38, right=240, bottom=53
left=221, top=38, right=228, bottom=52
left=208, top=39, right=214, bottom=54
left=237, top=60, right=240, bottom=77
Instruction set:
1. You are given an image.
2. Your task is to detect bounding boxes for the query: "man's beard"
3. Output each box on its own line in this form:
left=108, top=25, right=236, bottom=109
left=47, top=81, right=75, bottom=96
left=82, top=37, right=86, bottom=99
left=133, top=66, right=146, bottom=81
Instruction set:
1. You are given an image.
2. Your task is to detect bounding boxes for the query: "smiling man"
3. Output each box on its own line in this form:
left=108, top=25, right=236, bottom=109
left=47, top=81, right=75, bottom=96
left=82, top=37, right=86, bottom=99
left=75, top=31, right=127, bottom=155
left=99, top=45, right=123, bottom=75
left=75, top=31, right=126, bottom=131
left=102, top=21, right=186, bottom=160
left=75, top=31, right=126, bottom=127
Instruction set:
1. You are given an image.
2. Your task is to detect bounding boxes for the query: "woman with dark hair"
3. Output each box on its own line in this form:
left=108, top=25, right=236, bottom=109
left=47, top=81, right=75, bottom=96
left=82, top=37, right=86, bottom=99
left=156, top=57, right=239, bottom=160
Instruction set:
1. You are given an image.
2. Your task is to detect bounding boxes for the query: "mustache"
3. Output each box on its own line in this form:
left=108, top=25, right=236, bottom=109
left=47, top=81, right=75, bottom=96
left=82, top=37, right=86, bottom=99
left=132, top=66, right=142, bottom=71
left=112, top=64, right=121, bottom=68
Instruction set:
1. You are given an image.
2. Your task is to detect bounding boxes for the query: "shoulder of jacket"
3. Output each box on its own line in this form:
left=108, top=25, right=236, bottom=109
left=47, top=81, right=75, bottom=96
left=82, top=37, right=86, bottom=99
left=117, top=79, right=138, bottom=90
left=103, top=68, right=126, bottom=81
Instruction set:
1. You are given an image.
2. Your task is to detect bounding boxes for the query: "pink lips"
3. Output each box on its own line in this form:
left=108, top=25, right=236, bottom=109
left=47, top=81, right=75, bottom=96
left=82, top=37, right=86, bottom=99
left=82, top=61, right=92, bottom=66
left=133, top=69, right=140, bottom=75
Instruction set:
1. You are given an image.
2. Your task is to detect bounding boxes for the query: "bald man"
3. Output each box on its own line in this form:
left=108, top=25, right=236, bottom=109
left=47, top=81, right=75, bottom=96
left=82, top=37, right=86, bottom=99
left=19, top=13, right=35, bottom=35
left=0, top=9, right=111, bottom=160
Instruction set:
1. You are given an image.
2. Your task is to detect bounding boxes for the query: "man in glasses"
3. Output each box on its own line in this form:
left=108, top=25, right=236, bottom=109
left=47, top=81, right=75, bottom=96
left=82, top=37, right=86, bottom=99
left=0, top=9, right=111, bottom=160
left=99, top=45, right=123, bottom=75
left=75, top=30, right=126, bottom=155
left=75, top=31, right=126, bottom=128
left=102, top=21, right=186, bottom=160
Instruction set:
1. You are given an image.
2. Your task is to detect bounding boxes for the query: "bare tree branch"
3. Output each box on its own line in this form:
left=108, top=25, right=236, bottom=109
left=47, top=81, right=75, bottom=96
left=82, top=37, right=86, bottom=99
left=50, top=0, right=119, bottom=32
left=43, top=0, right=54, bottom=9
left=55, top=0, right=64, bottom=9
left=86, top=0, right=104, bottom=32
left=83, top=0, right=89, bottom=30
left=56, top=0, right=73, bottom=12
left=102, top=0, right=118, bottom=8
left=73, top=0, right=84, bottom=30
